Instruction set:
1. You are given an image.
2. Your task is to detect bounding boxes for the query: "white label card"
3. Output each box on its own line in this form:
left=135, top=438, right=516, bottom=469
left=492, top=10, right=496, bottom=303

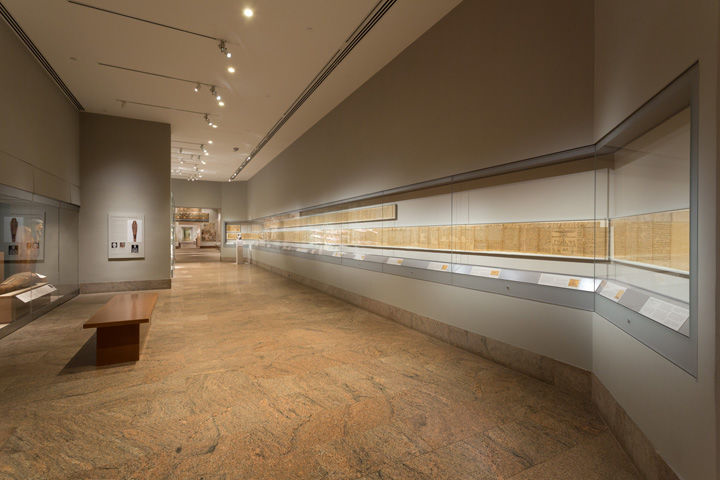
left=427, top=262, right=449, bottom=272
left=16, top=284, right=56, bottom=303
left=353, top=254, right=366, bottom=261
left=538, top=273, right=581, bottom=289
left=388, top=257, right=404, bottom=265
left=470, top=266, right=501, bottom=278
left=599, top=281, right=627, bottom=302
left=638, top=298, right=689, bottom=331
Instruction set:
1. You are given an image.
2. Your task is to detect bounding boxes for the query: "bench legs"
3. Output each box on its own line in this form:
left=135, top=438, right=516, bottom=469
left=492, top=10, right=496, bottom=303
left=96, top=324, right=139, bottom=365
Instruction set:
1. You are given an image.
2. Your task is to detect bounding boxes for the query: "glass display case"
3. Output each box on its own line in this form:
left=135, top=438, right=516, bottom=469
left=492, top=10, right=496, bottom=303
left=251, top=65, right=698, bottom=375
left=595, top=108, right=690, bottom=334
left=0, top=184, right=79, bottom=339
left=255, top=158, right=601, bottom=311
left=224, top=222, right=261, bottom=245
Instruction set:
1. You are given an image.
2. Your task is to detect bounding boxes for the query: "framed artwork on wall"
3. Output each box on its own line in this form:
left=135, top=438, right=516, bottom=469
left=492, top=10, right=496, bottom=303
left=108, top=214, right=144, bottom=259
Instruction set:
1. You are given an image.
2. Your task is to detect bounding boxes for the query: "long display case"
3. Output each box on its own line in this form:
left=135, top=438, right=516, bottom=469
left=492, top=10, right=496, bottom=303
left=246, top=65, right=698, bottom=375
left=0, top=184, right=79, bottom=339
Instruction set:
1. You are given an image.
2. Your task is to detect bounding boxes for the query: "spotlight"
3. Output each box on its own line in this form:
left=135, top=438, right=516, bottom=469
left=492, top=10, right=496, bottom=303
left=194, top=82, right=200, bottom=93
left=227, top=66, right=235, bottom=74
left=201, top=160, right=207, bottom=165
left=212, top=124, right=218, bottom=128
left=218, top=101, right=225, bottom=107
left=219, top=40, right=231, bottom=58
left=208, top=140, right=213, bottom=144
left=243, top=7, right=253, bottom=18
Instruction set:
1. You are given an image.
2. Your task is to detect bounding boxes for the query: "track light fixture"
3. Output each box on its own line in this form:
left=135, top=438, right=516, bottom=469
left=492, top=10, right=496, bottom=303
left=219, top=40, right=231, bottom=58
left=227, top=66, right=235, bottom=74
left=210, top=86, right=224, bottom=107
left=204, top=113, right=213, bottom=127
left=194, top=82, right=200, bottom=93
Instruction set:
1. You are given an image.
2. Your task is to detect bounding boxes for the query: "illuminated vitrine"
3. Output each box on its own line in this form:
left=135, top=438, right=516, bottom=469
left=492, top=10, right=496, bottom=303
left=251, top=65, right=698, bottom=374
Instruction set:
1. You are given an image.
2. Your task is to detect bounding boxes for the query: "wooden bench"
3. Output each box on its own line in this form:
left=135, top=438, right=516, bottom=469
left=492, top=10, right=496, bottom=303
left=83, top=293, right=158, bottom=366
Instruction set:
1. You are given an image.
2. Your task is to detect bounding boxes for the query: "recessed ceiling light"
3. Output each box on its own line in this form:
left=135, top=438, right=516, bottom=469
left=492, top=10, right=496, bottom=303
left=227, top=66, right=235, bottom=73
left=243, top=7, right=254, bottom=18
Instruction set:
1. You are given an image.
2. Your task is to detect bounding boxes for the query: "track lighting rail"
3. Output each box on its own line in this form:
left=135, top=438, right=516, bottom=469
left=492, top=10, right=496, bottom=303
left=68, top=1, right=221, bottom=42
left=114, top=99, right=216, bottom=117
left=98, top=63, right=215, bottom=89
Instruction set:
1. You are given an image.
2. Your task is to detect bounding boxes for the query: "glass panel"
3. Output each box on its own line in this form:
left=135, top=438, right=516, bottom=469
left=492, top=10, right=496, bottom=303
left=0, top=190, right=78, bottom=338
left=380, top=189, right=453, bottom=266
left=595, top=108, right=691, bottom=336
left=451, top=161, right=597, bottom=283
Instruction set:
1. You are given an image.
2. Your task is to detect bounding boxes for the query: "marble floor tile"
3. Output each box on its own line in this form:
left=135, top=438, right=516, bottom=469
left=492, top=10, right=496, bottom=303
left=0, top=260, right=639, bottom=479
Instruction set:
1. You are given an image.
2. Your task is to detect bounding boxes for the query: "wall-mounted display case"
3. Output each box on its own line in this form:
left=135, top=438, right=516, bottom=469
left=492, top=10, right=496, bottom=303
left=247, top=66, right=699, bottom=375
left=0, top=184, right=79, bottom=339
left=224, top=222, right=261, bottom=246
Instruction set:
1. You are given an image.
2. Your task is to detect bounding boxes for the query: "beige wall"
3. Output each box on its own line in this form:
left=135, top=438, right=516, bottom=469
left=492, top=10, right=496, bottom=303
left=593, top=1, right=718, bottom=479
left=247, top=0, right=594, bottom=219
left=171, top=179, right=222, bottom=209
left=79, top=113, right=171, bottom=286
left=0, top=18, right=79, bottom=204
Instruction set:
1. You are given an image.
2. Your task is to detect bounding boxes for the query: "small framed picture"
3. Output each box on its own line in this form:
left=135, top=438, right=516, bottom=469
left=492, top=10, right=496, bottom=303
left=111, top=242, right=118, bottom=248
left=131, top=244, right=139, bottom=254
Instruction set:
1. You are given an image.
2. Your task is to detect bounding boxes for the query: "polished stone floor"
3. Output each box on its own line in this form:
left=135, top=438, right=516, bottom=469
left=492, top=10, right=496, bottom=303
left=174, top=246, right=221, bottom=263
left=0, top=260, right=640, bottom=479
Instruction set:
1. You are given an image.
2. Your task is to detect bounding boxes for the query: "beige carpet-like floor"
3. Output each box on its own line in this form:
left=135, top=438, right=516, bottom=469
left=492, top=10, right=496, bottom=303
left=0, top=260, right=640, bottom=479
